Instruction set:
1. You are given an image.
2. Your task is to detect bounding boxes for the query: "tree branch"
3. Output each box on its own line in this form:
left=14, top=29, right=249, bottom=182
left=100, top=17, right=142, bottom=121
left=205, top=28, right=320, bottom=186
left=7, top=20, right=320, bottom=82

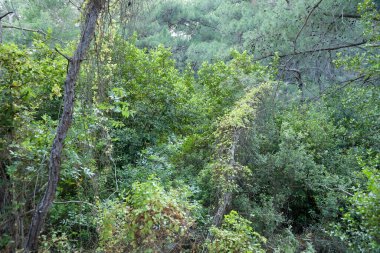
left=308, top=75, right=367, bottom=102
left=24, top=0, right=106, bottom=252
left=54, top=200, right=96, bottom=208
left=2, top=25, right=46, bottom=36
left=294, top=0, right=323, bottom=51
left=0, top=12, right=13, bottom=21
left=281, top=67, right=305, bottom=101
left=54, top=47, right=72, bottom=62
left=255, top=40, right=368, bottom=61
left=323, top=12, right=380, bottom=21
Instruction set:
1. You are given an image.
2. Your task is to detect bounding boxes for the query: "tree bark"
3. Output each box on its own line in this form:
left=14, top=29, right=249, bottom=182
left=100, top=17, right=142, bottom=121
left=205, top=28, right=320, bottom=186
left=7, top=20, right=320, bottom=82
left=24, top=1, right=105, bottom=252
left=213, top=192, right=232, bottom=227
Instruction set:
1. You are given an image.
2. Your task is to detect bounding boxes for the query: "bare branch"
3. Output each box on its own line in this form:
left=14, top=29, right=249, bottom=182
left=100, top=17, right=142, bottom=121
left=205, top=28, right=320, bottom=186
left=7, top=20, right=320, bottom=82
left=308, top=75, right=367, bottom=102
left=0, top=12, right=14, bottom=21
left=294, top=0, right=323, bottom=51
left=255, top=40, right=368, bottom=61
left=2, top=25, right=46, bottom=36
left=281, top=67, right=305, bottom=101
left=323, top=12, right=380, bottom=21
left=68, top=0, right=82, bottom=11
left=54, top=200, right=97, bottom=208
left=322, top=185, right=354, bottom=197
left=366, top=43, right=380, bottom=48
left=55, top=47, right=72, bottom=62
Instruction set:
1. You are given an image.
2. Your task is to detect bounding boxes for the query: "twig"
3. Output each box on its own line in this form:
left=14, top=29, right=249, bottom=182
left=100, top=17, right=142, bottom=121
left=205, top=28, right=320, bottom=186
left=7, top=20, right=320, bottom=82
left=68, top=0, right=82, bottom=11
left=0, top=209, right=35, bottom=229
left=322, top=185, right=354, bottom=197
left=54, top=47, right=72, bottom=62
left=255, top=40, right=367, bottom=61
left=53, top=200, right=97, bottom=208
left=307, top=75, right=367, bottom=102
left=323, top=12, right=380, bottom=21
left=294, top=0, right=324, bottom=51
left=2, top=25, right=46, bottom=36
left=366, top=43, right=380, bottom=48
left=282, top=67, right=305, bottom=101
left=281, top=67, right=301, bottom=75
left=0, top=12, right=14, bottom=21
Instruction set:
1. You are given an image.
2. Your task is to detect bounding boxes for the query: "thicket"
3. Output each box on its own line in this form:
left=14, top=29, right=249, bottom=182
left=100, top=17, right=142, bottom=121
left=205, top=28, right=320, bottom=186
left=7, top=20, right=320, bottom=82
left=0, top=0, right=379, bottom=252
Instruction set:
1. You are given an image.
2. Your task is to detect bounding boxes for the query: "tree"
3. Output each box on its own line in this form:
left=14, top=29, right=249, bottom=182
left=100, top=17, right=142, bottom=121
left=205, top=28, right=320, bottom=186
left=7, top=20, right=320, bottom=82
left=205, top=82, right=274, bottom=226
left=24, top=0, right=106, bottom=251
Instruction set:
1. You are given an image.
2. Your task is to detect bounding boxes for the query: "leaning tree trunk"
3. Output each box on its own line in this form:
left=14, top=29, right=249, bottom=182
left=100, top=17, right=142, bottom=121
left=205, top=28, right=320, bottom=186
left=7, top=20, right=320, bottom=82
left=213, top=192, right=233, bottom=227
left=212, top=129, right=240, bottom=227
left=210, top=83, right=273, bottom=227
left=24, top=0, right=105, bottom=252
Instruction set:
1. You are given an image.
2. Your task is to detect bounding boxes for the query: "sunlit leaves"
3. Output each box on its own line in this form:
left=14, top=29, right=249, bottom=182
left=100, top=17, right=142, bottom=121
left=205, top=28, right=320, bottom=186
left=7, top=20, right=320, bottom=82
left=206, top=210, right=266, bottom=253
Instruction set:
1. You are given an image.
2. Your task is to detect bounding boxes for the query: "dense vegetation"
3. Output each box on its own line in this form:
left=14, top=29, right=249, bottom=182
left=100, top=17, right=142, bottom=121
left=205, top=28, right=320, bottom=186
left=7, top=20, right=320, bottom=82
left=0, top=0, right=379, bottom=252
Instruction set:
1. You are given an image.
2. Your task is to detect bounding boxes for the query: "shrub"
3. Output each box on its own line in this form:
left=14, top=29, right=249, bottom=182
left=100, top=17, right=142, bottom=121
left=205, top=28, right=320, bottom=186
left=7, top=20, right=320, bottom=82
left=205, top=210, right=266, bottom=253
left=97, top=177, right=197, bottom=252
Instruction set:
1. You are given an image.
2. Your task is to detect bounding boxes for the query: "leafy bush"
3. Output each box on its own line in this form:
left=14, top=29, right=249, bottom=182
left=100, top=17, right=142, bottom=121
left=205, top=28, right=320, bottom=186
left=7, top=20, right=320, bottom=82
left=332, top=154, right=380, bottom=252
left=97, top=177, right=198, bottom=252
left=205, top=210, right=266, bottom=253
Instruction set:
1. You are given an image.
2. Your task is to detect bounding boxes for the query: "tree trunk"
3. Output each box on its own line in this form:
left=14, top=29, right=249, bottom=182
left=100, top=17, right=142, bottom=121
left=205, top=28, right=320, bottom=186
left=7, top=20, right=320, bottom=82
left=24, top=1, right=105, bottom=252
left=213, top=130, right=240, bottom=227
left=213, top=192, right=232, bottom=227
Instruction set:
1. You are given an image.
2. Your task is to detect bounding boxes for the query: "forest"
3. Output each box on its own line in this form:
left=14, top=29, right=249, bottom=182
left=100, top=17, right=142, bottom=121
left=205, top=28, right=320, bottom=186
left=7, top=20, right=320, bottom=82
left=0, top=0, right=379, bottom=252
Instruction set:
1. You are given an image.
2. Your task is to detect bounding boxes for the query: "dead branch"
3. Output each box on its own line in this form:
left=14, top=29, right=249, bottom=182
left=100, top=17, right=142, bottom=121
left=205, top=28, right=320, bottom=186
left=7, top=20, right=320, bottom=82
left=294, top=0, right=323, bottom=51
left=0, top=12, right=13, bottom=20
left=255, top=40, right=368, bottom=61
left=2, top=25, right=46, bottom=36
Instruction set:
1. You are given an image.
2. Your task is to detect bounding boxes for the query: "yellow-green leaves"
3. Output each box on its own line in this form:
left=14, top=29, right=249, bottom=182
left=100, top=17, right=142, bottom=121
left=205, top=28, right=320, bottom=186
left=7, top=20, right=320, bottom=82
left=206, top=210, right=266, bottom=253
left=97, top=178, right=197, bottom=252
left=211, top=82, right=274, bottom=194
